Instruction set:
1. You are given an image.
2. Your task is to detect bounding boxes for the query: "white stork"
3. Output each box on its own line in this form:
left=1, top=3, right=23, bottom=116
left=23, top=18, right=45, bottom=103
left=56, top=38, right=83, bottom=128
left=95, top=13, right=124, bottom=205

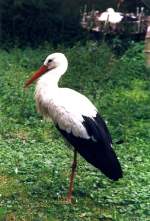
left=25, top=53, right=123, bottom=203
left=98, top=8, right=123, bottom=30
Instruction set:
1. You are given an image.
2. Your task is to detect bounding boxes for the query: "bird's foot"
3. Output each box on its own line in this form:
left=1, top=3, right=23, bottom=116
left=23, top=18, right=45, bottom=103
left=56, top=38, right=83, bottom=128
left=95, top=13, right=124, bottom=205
left=64, top=194, right=73, bottom=204
left=59, top=195, right=73, bottom=204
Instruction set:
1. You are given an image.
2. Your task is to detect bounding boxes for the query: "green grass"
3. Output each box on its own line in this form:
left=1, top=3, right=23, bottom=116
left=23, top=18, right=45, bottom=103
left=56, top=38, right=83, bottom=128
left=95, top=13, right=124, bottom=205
left=0, top=42, right=150, bottom=221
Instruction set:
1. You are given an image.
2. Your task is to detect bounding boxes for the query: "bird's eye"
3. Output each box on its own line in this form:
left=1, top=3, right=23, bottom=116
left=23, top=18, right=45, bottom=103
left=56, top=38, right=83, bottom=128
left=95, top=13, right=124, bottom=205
left=48, top=59, right=53, bottom=63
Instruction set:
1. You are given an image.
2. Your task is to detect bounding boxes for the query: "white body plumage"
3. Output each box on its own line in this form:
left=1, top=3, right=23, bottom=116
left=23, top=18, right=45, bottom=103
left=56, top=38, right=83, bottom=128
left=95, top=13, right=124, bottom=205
left=35, top=66, right=97, bottom=139
left=98, top=8, right=123, bottom=24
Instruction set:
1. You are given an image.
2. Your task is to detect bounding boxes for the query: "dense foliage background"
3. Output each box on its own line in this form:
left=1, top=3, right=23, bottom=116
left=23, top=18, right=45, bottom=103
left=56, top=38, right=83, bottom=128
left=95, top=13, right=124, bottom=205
left=0, top=0, right=148, bottom=47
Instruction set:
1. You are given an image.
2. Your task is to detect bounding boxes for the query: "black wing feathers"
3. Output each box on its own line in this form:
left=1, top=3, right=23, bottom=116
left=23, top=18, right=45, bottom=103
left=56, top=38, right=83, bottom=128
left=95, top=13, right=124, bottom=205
left=83, top=114, right=112, bottom=145
left=56, top=113, right=123, bottom=181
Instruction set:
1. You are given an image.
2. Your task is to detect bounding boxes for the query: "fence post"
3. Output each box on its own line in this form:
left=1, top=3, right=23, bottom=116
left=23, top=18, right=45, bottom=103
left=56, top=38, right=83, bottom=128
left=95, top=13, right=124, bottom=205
left=145, top=16, right=150, bottom=68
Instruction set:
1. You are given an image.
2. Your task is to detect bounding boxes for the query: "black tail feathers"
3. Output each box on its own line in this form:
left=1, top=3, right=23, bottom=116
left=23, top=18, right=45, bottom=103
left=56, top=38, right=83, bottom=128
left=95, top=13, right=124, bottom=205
left=76, top=143, right=123, bottom=181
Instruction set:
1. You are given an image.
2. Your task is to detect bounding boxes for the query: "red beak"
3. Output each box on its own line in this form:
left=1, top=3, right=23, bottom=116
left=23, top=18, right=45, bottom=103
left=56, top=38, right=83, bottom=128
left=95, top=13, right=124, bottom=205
left=24, top=65, right=48, bottom=88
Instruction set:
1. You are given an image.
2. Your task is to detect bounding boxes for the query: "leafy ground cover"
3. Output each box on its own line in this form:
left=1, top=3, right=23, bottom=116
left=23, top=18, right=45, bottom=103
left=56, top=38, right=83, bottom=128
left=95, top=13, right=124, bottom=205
left=0, top=42, right=150, bottom=220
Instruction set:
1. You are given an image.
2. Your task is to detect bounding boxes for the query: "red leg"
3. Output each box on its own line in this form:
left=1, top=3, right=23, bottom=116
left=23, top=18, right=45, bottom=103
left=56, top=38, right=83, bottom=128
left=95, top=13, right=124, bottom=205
left=66, top=149, right=77, bottom=203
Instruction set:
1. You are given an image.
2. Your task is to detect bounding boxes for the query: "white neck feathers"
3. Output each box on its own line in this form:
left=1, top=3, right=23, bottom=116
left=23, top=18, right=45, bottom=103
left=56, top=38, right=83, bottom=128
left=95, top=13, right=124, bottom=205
left=37, top=60, right=68, bottom=89
left=35, top=52, right=68, bottom=117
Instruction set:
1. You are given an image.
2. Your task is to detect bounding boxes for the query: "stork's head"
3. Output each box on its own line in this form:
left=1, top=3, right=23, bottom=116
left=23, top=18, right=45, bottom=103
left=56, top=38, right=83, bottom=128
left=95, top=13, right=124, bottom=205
left=24, top=52, right=68, bottom=88
left=107, top=8, right=115, bottom=13
left=44, top=53, right=68, bottom=71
